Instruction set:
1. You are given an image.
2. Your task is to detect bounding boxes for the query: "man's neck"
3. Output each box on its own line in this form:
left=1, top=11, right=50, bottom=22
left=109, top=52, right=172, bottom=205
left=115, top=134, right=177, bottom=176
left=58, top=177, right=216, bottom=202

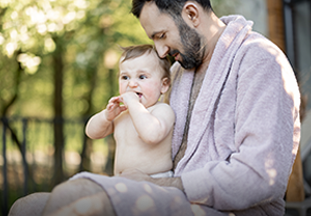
left=196, top=57, right=210, bottom=75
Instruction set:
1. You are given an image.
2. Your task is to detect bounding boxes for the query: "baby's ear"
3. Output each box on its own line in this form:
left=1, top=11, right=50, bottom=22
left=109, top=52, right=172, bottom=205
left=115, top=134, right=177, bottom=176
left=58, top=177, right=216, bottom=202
left=160, top=78, right=170, bottom=94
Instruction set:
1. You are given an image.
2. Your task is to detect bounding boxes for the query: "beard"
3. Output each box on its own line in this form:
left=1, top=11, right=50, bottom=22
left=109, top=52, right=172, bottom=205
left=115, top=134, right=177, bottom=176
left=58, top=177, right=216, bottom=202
left=169, top=20, right=205, bottom=70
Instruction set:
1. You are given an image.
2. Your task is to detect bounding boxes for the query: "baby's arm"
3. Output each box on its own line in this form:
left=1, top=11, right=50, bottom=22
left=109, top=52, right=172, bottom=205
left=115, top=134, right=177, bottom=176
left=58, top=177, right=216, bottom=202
left=122, top=92, right=175, bottom=145
left=85, top=96, right=127, bottom=139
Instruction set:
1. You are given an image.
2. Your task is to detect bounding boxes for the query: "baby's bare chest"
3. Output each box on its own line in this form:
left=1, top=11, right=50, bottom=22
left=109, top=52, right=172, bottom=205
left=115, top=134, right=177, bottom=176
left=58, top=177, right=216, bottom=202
left=113, top=112, right=139, bottom=145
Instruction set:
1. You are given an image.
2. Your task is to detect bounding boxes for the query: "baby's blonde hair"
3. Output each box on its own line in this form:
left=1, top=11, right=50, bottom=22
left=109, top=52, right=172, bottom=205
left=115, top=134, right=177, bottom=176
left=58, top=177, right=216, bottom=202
left=120, top=44, right=171, bottom=83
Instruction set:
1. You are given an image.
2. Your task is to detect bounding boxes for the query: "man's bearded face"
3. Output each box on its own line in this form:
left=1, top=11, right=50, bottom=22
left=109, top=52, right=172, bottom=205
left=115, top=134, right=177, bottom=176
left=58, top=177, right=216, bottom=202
left=170, top=20, right=204, bottom=69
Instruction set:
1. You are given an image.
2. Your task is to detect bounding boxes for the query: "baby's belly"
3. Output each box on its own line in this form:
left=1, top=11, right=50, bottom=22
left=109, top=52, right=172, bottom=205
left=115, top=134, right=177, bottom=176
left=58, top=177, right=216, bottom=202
left=115, top=148, right=173, bottom=176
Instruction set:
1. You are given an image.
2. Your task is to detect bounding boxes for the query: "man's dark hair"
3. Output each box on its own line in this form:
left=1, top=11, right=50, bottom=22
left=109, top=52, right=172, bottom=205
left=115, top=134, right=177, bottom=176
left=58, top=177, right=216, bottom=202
left=131, top=0, right=212, bottom=19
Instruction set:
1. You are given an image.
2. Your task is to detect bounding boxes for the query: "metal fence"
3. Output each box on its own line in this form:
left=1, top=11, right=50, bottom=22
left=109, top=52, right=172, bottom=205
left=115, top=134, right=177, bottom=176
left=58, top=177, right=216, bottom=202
left=0, top=116, right=111, bottom=216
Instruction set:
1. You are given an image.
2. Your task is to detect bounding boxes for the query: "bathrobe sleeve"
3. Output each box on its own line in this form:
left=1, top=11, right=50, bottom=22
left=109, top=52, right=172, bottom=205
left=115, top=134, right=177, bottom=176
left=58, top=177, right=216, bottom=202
left=180, top=38, right=301, bottom=211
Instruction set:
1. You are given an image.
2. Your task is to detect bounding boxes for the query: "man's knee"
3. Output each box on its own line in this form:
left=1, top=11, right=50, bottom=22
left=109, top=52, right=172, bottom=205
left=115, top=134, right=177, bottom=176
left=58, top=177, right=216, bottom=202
left=8, top=192, right=50, bottom=216
left=43, top=178, right=116, bottom=216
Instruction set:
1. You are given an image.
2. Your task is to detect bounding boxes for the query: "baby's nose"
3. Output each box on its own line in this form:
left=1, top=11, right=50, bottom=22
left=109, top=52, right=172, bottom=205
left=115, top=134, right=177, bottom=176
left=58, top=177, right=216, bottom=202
left=128, top=80, right=138, bottom=87
left=129, top=79, right=137, bottom=86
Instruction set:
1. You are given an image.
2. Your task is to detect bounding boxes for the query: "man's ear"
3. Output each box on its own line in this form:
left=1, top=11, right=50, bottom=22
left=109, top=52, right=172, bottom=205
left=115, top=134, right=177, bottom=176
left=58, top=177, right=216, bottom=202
left=160, top=78, right=170, bottom=94
left=182, top=2, right=200, bottom=27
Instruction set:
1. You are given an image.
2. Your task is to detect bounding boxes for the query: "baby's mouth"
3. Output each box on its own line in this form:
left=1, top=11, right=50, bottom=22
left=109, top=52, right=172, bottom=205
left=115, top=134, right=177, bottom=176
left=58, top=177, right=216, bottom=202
left=136, top=92, right=143, bottom=98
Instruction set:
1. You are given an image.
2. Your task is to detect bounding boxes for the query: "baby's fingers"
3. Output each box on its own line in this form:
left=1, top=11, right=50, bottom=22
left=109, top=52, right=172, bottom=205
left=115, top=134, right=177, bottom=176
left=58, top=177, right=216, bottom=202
left=109, top=96, right=122, bottom=104
left=120, top=105, right=127, bottom=112
left=107, top=103, right=115, bottom=110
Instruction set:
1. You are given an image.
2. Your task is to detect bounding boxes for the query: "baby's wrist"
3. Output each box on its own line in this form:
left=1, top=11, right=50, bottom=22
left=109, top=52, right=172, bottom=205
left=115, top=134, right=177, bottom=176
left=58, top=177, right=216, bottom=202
left=125, top=102, right=137, bottom=112
left=102, top=109, right=112, bottom=122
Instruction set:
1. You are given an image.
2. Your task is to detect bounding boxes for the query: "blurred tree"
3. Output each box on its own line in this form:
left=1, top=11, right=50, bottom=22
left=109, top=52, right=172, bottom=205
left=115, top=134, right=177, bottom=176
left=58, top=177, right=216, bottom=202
left=0, top=0, right=150, bottom=183
left=211, top=0, right=240, bottom=17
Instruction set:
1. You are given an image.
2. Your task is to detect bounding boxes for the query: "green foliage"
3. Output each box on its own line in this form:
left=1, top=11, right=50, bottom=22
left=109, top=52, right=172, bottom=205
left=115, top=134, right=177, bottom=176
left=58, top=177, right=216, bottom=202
left=0, top=0, right=150, bottom=119
left=211, top=0, right=240, bottom=17
left=0, top=0, right=242, bottom=119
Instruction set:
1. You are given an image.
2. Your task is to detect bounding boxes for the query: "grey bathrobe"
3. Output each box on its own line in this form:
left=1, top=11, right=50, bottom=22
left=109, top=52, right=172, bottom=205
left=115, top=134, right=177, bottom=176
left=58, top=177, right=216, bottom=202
left=71, top=15, right=301, bottom=216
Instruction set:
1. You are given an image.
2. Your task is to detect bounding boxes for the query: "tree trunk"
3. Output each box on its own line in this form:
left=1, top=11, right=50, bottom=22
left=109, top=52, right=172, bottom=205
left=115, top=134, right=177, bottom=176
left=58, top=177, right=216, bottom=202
left=52, top=37, right=65, bottom=185
left=266, top=0, right=286, bottom=52
left=79, top=64, right=98, bottom=172
left=104, top=68, right=116, bottom=176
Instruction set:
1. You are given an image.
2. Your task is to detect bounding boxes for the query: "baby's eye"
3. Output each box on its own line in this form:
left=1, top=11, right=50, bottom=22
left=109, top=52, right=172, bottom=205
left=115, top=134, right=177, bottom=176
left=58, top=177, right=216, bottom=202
left=121, top=75, right=129, bottom=80
left=139, top=75, right=147, bottom=79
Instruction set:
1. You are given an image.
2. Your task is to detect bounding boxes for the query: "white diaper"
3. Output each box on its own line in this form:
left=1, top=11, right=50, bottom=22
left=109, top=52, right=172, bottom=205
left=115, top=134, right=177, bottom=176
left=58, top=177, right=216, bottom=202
left=150, top=170, right=174, bottom=178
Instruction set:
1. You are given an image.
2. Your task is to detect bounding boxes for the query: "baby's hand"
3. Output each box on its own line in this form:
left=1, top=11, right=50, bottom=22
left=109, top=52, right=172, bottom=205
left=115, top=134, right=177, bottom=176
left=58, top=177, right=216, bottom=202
left=120, top=92, right=140, bottom=108
left=105, top=96, right=127, bottom=121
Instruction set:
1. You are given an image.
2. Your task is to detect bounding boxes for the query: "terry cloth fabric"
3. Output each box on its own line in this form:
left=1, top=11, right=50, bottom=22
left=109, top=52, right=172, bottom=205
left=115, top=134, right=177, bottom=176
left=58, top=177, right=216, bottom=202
left=70, top=172, right=226, bottom=216
left=71, top=15, right=300, bottom=216
left=170, top=15, right=300, bottom=215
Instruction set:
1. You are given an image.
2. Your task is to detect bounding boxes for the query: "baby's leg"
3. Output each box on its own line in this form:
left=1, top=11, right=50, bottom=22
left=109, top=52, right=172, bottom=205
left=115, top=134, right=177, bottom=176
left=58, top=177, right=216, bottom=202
left=8, top=192, right=50, bottom=216
left=42, top=178, right=116, bottom=216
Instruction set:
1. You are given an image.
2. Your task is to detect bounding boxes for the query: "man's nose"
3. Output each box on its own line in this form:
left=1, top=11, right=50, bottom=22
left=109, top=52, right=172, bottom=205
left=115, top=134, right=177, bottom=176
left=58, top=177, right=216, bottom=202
left=154, top=42, right=169, bottom=58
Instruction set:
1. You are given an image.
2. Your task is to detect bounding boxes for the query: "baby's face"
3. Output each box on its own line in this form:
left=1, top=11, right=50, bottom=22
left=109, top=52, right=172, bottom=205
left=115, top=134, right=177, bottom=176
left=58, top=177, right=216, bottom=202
left=118, top=53, right=168, bottom=108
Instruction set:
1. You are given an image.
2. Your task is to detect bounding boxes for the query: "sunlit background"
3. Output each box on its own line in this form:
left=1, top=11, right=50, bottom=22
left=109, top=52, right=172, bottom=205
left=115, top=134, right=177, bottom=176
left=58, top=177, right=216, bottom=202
left=0, top=0, right=310, bottom=215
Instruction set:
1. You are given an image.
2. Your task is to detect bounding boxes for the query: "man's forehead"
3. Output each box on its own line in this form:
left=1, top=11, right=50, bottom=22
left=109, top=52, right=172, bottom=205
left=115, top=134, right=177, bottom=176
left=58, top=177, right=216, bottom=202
left=139, top=1, right=161, bottom=25
left=139, top=2, right=174, bottom=38
left=140, top=1, right=160, bottom=15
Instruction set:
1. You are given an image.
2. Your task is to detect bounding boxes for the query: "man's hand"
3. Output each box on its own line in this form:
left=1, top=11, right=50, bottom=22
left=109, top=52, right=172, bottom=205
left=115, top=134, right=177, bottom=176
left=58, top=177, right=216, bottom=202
left=105, top=96, right=127, bottom=121
left=119, top=168, right=153, bottom=182
left=120, top=168, right=185, bottom=193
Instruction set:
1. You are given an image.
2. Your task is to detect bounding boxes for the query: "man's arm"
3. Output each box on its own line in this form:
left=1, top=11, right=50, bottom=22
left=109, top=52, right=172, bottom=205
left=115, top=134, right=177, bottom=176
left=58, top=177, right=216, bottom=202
left=180, top=44, right=301, bottom=210
left=151, top=176, right=184, bottom=192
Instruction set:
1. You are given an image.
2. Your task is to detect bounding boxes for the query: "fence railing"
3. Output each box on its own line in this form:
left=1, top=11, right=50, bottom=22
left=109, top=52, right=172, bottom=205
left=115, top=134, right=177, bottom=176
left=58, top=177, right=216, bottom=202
left=0, top=116, right=112, bottom=216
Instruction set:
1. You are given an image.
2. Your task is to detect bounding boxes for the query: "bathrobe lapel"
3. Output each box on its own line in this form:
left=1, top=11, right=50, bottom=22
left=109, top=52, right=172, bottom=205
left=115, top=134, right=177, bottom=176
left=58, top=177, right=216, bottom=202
left=171, top=16, right=253, bottom=173
left=170, top=64, right=194, bottom=158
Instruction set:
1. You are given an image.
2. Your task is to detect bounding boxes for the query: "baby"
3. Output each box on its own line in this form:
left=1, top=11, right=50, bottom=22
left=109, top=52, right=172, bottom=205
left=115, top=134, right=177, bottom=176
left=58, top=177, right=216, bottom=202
left=85, top=44, right=175, bottom=178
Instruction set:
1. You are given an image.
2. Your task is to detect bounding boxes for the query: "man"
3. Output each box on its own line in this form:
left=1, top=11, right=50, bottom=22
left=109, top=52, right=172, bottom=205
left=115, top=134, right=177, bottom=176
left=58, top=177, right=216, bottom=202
left=9, top=0, right=300, bottom=215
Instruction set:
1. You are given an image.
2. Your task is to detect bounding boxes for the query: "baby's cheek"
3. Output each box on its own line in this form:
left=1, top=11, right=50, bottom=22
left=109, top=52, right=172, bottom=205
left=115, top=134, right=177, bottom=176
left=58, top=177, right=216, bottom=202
left=144, top=85, right=156, bottom=95
left=119, top=83, right=126, bottom=94
left=145, top=84, right=161, bottom=98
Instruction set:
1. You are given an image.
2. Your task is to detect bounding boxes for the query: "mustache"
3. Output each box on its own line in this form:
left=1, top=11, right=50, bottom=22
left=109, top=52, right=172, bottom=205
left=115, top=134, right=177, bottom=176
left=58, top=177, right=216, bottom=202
left=169, top=49, right=180, bottom=57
